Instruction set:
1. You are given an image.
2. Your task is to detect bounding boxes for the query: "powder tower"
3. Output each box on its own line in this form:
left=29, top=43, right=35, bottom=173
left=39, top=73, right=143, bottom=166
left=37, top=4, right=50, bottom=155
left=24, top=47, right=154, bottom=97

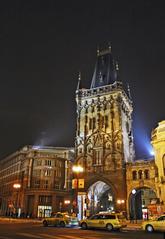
left=75, top=46, right=135, bottom=215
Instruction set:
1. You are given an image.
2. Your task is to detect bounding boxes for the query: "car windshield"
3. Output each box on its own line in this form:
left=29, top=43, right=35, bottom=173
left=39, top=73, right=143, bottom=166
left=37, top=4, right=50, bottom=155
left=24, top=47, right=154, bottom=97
left=89, top=214, right=99, bottom=220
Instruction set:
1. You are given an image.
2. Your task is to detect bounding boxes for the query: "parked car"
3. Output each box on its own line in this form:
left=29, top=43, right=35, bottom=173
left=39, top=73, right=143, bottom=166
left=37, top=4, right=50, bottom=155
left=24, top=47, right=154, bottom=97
left=142, top=214, right=165, bottom=232
left=79, top=212, right=127, bottom=232
left=43, top=212, right=79, bottom=227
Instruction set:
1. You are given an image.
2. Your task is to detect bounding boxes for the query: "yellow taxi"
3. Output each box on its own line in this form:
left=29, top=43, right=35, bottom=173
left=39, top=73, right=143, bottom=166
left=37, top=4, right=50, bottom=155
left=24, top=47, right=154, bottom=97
left=42, top=212, right=78, bottom=227
left=142, top=214, right=165, bottom=232
left=79, top=212, right=127, bottom=232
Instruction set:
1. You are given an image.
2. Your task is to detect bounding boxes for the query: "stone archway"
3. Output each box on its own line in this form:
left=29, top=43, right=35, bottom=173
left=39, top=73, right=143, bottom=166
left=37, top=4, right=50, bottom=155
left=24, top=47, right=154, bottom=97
left=87, top=181, right=115, bottom=215
left=129, top=187, right=157, bottom=220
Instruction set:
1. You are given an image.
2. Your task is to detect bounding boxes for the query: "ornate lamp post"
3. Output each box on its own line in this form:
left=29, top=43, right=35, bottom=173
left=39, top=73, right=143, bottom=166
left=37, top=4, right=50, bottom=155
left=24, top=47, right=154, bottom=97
left=72, top=165, right=83, bottom=216
left=131, top=189, right=137, bottom=223
left=13, top=183, right=21, bottom=217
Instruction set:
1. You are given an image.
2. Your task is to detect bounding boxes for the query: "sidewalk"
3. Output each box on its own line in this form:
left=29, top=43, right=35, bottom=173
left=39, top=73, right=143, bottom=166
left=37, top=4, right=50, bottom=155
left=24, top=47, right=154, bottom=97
left=123, top=220, right=142, bottom=231
left=0, top=217, right=42, bottom=223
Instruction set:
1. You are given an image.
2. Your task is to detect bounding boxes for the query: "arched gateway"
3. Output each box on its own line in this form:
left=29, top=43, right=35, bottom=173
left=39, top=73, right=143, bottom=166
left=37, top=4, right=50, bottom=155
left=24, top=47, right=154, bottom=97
left=87, top=181, right=115, bottom=214
left=75, top=46, right=134, bottom=219
left=129, top=187, right=157, bottom=220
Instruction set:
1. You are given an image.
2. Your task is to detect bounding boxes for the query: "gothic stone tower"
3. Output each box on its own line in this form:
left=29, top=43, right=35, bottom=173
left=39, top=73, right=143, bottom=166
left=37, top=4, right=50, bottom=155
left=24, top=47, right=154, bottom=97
left=75, top=47, right=134, bottom=213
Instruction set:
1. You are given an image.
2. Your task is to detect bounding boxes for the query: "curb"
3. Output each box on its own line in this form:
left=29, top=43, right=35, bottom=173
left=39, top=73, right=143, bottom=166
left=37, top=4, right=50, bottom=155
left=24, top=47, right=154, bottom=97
left=123, top=227, right=141, bottom=231
left=0, top=218, right=42, bottom=223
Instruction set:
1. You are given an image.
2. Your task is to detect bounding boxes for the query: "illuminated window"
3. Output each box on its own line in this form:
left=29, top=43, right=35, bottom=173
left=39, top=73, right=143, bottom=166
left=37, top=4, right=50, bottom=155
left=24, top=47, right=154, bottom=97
left=54, top=181, right=60, bottom=190
left=43, top=180, right=49, bottom=189
left=44, top=169, right=51, bottom=177
left=45, top=160, right=51, bottom=166
left=34, top=179, right=40, bottom=188
left=132, top=171, right=137, bottom=180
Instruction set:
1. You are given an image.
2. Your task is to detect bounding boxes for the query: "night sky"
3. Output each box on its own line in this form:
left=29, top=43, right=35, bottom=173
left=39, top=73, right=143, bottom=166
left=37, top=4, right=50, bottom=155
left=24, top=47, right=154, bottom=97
left=0, top=1, right=164, bottom=159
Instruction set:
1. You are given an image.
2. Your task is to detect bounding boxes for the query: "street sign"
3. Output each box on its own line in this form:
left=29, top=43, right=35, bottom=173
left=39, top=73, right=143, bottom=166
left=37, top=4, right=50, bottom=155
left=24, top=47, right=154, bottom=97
left=72, top=179, right=78, bottom=189
left=78, top=179, right=84, bottom=188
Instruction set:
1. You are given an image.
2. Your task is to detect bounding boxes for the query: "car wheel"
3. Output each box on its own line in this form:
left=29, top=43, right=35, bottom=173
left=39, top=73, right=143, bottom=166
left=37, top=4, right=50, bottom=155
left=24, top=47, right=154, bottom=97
left=81, top=222, right=87, bottom=230
left=106, top=223, right=113, bottom=232
left=145, top=224, right=154, bottom=232
left=43, top=220, right=48, bottom=227
left=60, top=221, right=65, bottom=227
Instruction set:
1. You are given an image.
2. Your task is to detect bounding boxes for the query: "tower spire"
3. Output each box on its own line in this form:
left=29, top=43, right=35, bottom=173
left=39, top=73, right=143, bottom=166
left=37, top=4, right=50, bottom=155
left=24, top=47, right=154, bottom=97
left=76, top=72, right=81, bottom=91
left=90, top=43, right=118, bottom=88
left=115, top=61, right=120, bottom=81
left=97, top=45, right=100, bottom=56
left=108, top=42, right=112, bottom=52
left=127, top=83, right=132, bottom=100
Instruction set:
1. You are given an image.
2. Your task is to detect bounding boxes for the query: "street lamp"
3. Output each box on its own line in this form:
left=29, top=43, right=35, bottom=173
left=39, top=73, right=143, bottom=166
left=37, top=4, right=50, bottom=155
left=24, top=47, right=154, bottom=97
left=131, top=189, right=137, bottom=223
left=13, top=183, right=21, bottom=189
left=72, top=165, right=83, bottom=217
left=72, top=165, right=84, bottom=174
left=64, top=200, right=71, bottom=213
left=117, top=199, right=125, bottom=212
left=13, top=183, right=21, bottom=217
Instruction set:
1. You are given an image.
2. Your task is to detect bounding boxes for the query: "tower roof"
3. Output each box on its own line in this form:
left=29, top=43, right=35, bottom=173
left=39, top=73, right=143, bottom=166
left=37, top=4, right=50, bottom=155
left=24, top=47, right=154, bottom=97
left=90, top=46, right=119, bottom=89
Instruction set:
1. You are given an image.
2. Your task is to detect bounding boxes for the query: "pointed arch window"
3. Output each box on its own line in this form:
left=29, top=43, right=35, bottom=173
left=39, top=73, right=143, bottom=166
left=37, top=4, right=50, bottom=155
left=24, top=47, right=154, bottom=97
left=101, top=115, right=104, bottom=128
left=89, top=118, right=96, bottom=130
left=138, top=170, right=143, bottom=180
left=105, top=115, right=108, bottom=128
left=93, top=149, right=102, bottom=165
left=89, top=118, right=92, bottom=130
left=93, top=118, right=96, bottom=129
left=132, top=171, right=137, bottom=180
left=144, top=169, right=150, bottom=179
